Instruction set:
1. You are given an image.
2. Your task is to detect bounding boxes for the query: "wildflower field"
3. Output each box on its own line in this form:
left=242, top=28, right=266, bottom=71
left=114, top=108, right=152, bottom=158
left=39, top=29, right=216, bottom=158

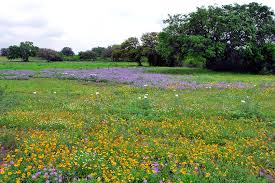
left=0, top=61, right=274, bottom=182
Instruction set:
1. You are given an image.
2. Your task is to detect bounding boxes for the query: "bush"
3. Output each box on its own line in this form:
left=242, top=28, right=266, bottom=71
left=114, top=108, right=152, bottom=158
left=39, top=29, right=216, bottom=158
left=37, top=48, right=63, bottom=61
left=184, top=55, right=206, bottom=68
left=78, top=50, right=97, bottom=61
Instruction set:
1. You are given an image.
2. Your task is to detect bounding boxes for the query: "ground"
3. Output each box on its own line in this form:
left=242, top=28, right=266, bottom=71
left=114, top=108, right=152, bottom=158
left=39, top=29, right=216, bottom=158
left=0, top=58, right=274, bottom=182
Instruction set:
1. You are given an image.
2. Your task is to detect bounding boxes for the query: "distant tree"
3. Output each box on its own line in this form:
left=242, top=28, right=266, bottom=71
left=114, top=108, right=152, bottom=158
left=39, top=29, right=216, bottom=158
left=61, top=47, right=74, bottom=56
left=7, top=41, right=38, bottom=62
left=141, top=32, right=166, bottom=66
left=37, top=48, right=63, bottom=62
left=111, top=45, right=124, bottom=61
left=0, top=48, right=8, bottom=56
left=7, top=46, right=21, bottom=60
left=102, top=46, right=112, bottom=58
left=121, top=37, right=143, bottom=66
left=78, top=50, right=97, bottom=60
left=92, top=47, right=106, bottom=58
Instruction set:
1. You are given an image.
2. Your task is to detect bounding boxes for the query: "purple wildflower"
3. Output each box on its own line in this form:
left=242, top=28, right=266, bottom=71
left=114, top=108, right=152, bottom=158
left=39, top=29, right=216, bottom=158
left=152, top=162, right=160, bottom=174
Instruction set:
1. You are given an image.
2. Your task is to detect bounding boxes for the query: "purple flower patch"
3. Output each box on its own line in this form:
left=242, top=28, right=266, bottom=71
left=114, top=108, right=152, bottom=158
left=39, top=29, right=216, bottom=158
left=0, top=68, right=251, bottom=89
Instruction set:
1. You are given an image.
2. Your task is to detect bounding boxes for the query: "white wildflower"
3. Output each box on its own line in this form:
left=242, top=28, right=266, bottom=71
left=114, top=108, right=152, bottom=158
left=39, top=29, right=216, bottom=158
left=96, top=92, right=99, bottom=95
left=241, top=100, right=246, bottom=103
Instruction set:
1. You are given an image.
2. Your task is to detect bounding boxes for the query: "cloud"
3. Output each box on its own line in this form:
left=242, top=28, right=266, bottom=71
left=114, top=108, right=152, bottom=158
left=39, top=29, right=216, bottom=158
left=0, top=0, right=274, bottom=52
left=0, top=17, right=48, bottom=28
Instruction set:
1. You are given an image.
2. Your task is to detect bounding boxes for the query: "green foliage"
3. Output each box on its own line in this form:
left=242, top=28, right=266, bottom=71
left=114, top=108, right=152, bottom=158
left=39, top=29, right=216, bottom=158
left=223, top=98, right=267, bottom=121
left=157, top=31, right=183, bottom=66
left=0, top=48, right=8, bottom=56
left=7, top=41, right=38, bottom=62
left=78, top=50, right=97, bottom=61
left=121, top=37, right=143, bottom=66
left=7, top=45, right=21, bottom=60
left=37, top=48, right=63, bottom=62
left=102, top=46, right=112, bottom=58
left=184, top=54, right=206, bottom=68
left=92, top=47, right=106, bottom=58
left=111, top=45, right=124, bottom=61
left=141, top=32, right=166, bottom=66
left=61, top=47, right=75, bottom=56
left=159, top=3, right=275, bottom=73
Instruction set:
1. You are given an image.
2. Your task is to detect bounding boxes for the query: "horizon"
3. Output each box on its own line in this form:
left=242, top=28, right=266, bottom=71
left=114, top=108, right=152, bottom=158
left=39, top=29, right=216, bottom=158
left=1, top=0, right=274, bottom=53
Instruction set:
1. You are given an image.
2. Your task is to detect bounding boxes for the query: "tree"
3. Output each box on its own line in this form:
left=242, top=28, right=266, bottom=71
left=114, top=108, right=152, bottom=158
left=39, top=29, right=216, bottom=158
left=92, top=47, right=106, bottom=58
left=102, top=46, right=112, bottom=59
left=158, top=3, right=275, bottom=73
left=111, top=45, right=124, bottom=61
left=0, top=48, right=8, bottom=56
left=156, top=31, right=183, bottom=66
left=61, top=47, right=74, bottom=56
left=78, top=50, right=97, bottom=60
left=7, top=41, right=38, bottom=62
left=37, top=48, right=63, bottom=62
left=7, top=46, right=21, bottom=60
left=121, top=37, right=143, bottom=66
left=141, top=32, right=166, bottom=66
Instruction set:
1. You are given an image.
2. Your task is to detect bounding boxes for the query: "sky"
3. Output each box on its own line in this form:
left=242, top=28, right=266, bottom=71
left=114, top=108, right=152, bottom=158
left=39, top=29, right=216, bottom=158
left=0, top=0, right=274, bottom=53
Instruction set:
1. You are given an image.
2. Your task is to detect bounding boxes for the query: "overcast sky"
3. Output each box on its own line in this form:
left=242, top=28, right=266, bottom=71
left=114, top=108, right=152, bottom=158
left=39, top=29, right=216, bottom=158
left=0, top=0, right=274, bottom=52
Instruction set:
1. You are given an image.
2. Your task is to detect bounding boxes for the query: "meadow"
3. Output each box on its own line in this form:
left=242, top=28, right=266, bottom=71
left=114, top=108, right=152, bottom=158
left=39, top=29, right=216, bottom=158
left=0, top=57, right=137, bottom=70
left=0, top=58, right=274, bottom=182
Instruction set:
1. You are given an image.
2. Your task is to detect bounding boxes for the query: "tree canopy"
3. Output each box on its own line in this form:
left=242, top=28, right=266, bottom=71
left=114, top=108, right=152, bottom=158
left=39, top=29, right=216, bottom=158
left=141, top=32, right=165, bottom=66
left=61, top=47, right=75, bottom=56
left=157, top=2, right=275, bottom=73
left=121, top=37, right=143, bottom=66
left=79, top=50, right=97, bottom=61
left=7, top=42, right=38, bottom=62
left=0, top=48, right=9, bottom=56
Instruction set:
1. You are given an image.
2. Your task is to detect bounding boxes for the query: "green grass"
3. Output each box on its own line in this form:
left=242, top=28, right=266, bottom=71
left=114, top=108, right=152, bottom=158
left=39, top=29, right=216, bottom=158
left=147, top=67, right=275, bottom=84
left=0, top=57, right=138, bottom=70
left=0, top=61, right=274, bottom=182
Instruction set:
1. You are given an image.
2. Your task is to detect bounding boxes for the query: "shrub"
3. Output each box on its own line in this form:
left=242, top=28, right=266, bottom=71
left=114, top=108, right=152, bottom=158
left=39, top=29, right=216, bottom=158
left=37, top=48, right=63, bottom=61
left=184, top=55, right=206, bottom=68
left=78, top=50, right=97, bottom=61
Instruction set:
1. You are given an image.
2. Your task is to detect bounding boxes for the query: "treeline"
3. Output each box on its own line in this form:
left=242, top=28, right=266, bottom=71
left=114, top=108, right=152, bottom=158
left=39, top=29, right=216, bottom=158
left=0, top=44, right=110, bottom=62
left=1, top=2, right=274, bottom=73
